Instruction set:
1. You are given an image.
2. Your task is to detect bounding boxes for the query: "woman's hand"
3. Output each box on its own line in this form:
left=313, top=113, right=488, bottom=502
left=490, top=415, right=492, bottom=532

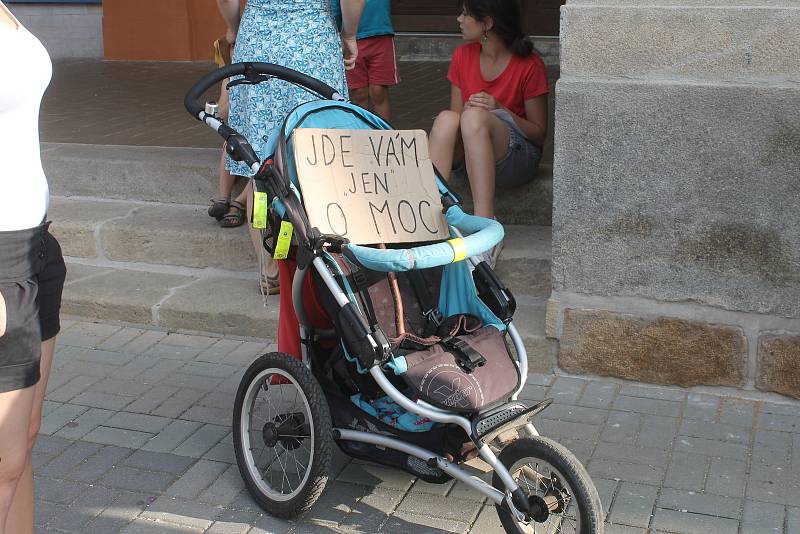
left=466, top=91, right=500, bottom=111
left=341, top=34, right=358, bottom=70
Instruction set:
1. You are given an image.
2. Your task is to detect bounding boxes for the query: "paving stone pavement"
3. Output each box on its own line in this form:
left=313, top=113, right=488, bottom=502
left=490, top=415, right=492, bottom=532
left=36, top=318, right=800, bottom=533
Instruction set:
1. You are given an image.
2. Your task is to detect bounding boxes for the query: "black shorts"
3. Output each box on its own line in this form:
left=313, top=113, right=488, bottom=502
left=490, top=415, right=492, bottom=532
left=0, top=222, right=67, bottom=393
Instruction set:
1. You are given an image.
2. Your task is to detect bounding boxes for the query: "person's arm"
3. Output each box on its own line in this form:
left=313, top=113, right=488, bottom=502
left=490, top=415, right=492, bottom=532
left=449, top=85, right=464, bottom=114
left=216, top=0, right=241, bottom=44
left=465, top=92, right=547, bottom=145
left=339, top=0, right=365, bottom=38
left=339, top=0, right=365, bottom=69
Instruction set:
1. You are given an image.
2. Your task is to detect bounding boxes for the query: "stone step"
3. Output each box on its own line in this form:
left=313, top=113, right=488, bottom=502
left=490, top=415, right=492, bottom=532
left=43, top=143, right=553, bottom=226
left=51, top=195, right=553, bottom=370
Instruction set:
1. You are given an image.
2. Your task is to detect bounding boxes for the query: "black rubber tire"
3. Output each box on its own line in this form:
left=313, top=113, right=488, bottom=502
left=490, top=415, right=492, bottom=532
left=492, top=436, right=604, bottom=534
left=232, top=352, right=333, bottom=518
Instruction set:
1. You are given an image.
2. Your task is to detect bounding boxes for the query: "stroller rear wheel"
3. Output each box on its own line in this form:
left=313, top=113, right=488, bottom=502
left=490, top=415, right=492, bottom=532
left=233, top=352, right=333, bottom=518
left=492, top=437, right=603, bottom=534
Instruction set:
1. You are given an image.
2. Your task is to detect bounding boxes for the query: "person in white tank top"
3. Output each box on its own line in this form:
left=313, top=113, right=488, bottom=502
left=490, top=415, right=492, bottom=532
left=0, top=2, right=51, bottom=231
left=0, top=4, right=67, bottom=533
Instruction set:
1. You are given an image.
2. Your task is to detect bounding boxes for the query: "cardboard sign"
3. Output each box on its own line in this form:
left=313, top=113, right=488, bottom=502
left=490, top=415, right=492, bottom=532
left=292, top=128, right=449, bottom=245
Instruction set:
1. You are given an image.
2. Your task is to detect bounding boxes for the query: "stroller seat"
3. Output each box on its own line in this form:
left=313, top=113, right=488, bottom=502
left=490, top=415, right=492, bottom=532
left=320, top=250, right=520, bottom=414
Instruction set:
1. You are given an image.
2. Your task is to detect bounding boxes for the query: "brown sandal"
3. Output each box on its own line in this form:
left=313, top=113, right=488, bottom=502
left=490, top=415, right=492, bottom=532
left=219, top=200, right=245, bottom=228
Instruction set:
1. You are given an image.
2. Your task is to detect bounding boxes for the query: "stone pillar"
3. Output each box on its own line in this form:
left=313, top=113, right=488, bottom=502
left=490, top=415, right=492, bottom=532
left=549, top=0, right=800, bottom=397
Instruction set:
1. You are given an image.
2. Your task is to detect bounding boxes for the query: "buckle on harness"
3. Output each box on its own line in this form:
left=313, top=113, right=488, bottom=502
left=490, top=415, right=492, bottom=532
left=441, top=336, right=486, bottom=373
left=422, top=307, right=444, bottom=328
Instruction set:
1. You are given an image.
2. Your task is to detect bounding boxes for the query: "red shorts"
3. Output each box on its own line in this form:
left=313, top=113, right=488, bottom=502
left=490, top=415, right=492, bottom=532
left=346, top=35, right=400, bottom=89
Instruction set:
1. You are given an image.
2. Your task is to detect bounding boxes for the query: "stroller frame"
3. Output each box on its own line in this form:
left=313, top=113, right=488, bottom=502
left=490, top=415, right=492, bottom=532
left=293, top=255, right=537, bottom=510
left=186, top=62, right=602, bottom=531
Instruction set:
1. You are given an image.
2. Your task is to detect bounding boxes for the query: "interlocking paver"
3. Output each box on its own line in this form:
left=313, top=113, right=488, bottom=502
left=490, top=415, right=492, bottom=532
left=757, top=411, right=800, bottom=433
left=124, top=449, right=196, bottom=475
left=166, top=459, right=230, bottom=500
left=679, top=419, right=750, bottom=444
left=84, top=425, right=154, bottom=448
left=97, top=327, right=149, bottom=351
left=100, top=465, right=179, bottom=493
left=578, top=380, right=618, bottom=409
left=152, top=388, right=207, bottom=419
left=172, top=423, right=229, bottom=458
left=718, top=398, right=756, bottom=427
left=684, top=393, right=721, bottom=422
left=606, top=481, right=658, bottom=528
left=71, top=391, right=135, bottom=411
left=142, top=419, right=204, bottom=453
left=54, top=407, right=115, bottom=440
left=67, top=444, right=133, bottom=482
left=105, top=411, right=173, bottom=433
left=39, top=402, right=89, bottom=435
left=601, top=410, right=641, bottom=444
left=752, top=429, right=791, bottom=467
left=195, top=338, right=244, bottom=363
left=125, top=385, right=182, bottom=414
left=35, top=477, right=88, bottom=504
left=613, top=395, right=682, bottom=418
left=675, top=435, right=749, bottom=461
left=740, top=499, right=785, bottom=534
left=637, top=415, right=680, bottom=449
left=663, top=451, right=709, bottom=493
left=651, top=508, right=740, bottom=534
left=657, top=487, right=742, bottom=520
left=46, top=374, right=102, bottom=403
left=141, top=495, right=219, bottom=530
left=547, top=376, right=588, bottom=405
left=705, top=456, right=748, bottom=497
left=197, top=464, right=246, bottom=506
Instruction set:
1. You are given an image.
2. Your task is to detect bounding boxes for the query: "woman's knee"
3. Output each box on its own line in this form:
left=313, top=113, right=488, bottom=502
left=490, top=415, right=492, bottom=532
left=459, top=107, right=492, bottom=136
left=0, top=443, right=29, bottom=486
left=432, top=110, right=460, bottom=132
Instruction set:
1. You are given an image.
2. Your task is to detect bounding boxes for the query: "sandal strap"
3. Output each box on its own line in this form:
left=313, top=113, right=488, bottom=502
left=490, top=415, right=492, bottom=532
left=229, top=200, right=245, bottom=210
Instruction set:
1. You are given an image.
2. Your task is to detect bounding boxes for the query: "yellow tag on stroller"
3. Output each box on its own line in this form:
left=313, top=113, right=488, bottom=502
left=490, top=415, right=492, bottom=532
left=273, top=221, right=293, bottom=260
left=252, top=191, right=268, bottom=230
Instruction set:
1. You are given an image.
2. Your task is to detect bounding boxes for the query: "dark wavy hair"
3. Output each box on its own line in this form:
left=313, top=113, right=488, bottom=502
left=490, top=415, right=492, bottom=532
left=462, top=0, right=533, bottom=57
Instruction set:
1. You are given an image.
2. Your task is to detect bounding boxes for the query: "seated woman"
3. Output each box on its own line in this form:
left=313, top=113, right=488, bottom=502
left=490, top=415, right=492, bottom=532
left=429, top=0, right=548, bottom=267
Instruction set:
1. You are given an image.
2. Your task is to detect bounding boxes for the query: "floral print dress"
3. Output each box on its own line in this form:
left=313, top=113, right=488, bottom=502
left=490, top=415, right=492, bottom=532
left=227, top=0, right=348, bottom=176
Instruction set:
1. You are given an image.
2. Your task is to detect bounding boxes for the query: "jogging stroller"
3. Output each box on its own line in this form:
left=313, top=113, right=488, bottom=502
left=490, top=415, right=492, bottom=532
left=186, top=63, right=603, bottom=533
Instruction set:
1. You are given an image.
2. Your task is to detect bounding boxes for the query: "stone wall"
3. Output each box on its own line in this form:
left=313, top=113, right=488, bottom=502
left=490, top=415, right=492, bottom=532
left=550, top=0, right=800, bottom=398
left=8, top=3, right=103, bottom=59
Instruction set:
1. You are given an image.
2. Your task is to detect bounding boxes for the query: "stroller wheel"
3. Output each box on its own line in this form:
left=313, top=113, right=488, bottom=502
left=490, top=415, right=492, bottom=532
left=492, top=437, right=604, bottom=534
left=233, top=352, right=333, bottom=518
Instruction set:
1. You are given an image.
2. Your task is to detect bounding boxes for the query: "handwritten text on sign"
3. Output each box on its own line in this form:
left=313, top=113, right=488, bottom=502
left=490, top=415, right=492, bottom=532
left=293, top=128, right=448, bottom=245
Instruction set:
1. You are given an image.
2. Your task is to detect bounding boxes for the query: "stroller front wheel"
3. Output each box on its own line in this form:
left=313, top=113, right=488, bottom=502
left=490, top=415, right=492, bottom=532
left=233, top=352, right=333, bottom=518
left=492, top=436, right=604, bottom=534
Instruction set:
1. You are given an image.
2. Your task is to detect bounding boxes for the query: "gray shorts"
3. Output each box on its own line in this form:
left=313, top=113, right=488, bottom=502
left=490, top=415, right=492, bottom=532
left=453, top=109, right=542, bottom=188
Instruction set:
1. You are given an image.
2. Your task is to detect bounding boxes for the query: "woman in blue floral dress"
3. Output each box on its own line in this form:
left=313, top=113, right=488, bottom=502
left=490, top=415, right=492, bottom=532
left=215, top=0, right=364, bottom=293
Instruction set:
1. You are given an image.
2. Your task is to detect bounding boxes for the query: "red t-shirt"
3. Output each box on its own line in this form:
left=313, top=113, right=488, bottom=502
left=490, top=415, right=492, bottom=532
left=447, top=43, right=549, bottom=118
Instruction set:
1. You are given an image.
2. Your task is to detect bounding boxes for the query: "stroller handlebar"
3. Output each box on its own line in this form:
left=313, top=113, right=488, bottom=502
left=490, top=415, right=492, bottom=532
left=184, top=62, right=343, bottom=170
left=342, top=206, right=504, bottom=272
left=184, top=62, right=342, bottom=118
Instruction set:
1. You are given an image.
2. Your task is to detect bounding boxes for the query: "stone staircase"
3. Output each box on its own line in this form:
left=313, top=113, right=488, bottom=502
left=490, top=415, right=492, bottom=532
left=45, top=142, right=555, bottom=372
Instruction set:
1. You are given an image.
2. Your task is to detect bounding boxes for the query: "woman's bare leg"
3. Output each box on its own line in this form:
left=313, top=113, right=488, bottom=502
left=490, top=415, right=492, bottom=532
left=242, top=181, right=278, bottom=282
left=217, top=82, right=236, bottom=202
left=459, top=108, right=510, bottom=218
left=428, top=110, right=463, bottom=181
left=0, top=385, right=35, bottom=534
left=4, top=338, right=55, bottom=534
